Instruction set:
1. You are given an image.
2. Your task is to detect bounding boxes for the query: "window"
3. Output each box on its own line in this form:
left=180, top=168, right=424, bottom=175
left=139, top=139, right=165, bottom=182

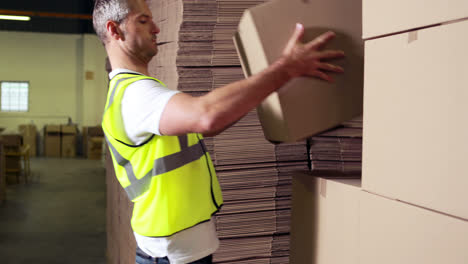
left=1, top=81, right=29, bottom=112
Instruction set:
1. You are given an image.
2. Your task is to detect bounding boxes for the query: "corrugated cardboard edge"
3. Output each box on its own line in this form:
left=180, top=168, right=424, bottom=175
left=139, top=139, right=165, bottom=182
left=235, top=6, right=289, bottom=142
left=233, top=32, right=251, bottom=78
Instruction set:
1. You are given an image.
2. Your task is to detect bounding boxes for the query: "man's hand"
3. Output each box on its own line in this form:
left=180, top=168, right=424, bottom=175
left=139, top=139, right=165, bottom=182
left=281, top=23, right=345, bottom=82
left=159, top=24, right=346, bottom=137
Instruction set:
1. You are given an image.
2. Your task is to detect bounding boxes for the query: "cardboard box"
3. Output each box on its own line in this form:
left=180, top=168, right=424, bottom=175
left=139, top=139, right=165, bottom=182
left=363, top=0, right=468, bottom=39
left=360, top=191, right=468, bottom=264
left=88, top=137, right=104, bottom=160
left=0, top=133, right=22, bottom=153
left=61, top=125, right=77, bottom=158
left=290, top=172, right=360, bottom=264
left=362, top=21, right=468, bottom=219
left=44, top=125, right=61, bottom=157
left=87, top=126, right=104, bottom=137
left=82, top=126, right=104, bottom=159
left=234, top=0, right=363, bottom=142
left=18, top=124, right=37, bottom=157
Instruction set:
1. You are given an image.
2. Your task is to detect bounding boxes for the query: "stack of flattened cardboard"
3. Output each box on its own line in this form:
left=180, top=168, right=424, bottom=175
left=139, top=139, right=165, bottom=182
left=151, top=0, right=310, bottom=261
left=213, top=113, right=308, bottom=263
left=149, top=0, right=262, bottom=94
left=309, top=115, right=362, bottom=174
left=213, top=0, right=265, bottom=66
left=147, top=0, right=312, bottom=263
left=106, top=149, right=136, bottom=264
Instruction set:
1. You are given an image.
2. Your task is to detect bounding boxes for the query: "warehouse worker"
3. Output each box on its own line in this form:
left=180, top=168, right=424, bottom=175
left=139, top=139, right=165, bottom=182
left=93, top=0, right=344, bottom=263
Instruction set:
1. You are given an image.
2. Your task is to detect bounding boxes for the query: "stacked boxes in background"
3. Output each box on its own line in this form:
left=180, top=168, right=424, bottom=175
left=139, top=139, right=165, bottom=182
left=290, top=2, right=468, bottom=264
left=60, top=125, right=77, bottom=158
left=1, top=133, right=23, bottom=174
left=44, top=125, right=61, bottom=157
left=287, top=1, right=468, bottom=264
left=18, top=124, right=37, bottom=157
left=360, top=2, right=468, bottom=262
left=83, top=126, right=104, bottom=160
left=42, top=124, right=105, bottom=158
left=359, top=191, right=468, bottom=264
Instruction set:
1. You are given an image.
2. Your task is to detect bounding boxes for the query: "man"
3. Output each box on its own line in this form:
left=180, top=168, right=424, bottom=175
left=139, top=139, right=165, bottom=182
left=93, top=0, right=345, bottom=263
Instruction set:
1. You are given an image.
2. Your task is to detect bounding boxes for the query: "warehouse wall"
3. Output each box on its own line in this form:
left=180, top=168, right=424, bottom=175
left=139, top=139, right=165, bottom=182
left=0, top=31, right=108, bottom=133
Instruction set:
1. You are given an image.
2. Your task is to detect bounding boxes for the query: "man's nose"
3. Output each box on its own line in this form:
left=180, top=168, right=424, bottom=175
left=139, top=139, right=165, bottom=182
left=152, top=21, right=160, bottom=34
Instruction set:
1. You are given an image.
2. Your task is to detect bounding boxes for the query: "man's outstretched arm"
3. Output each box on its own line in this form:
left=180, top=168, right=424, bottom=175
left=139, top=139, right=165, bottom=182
left=159, top=24, right=345, bottom=137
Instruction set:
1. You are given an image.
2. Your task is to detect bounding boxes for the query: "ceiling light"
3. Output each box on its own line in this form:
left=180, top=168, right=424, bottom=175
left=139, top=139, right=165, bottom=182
left=0, top=15, right=31, bottom=21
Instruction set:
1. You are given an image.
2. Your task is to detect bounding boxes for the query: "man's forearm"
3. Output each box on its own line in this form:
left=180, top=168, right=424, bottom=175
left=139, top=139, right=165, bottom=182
left=158, top=27, right=344, bottom=137
left=199, top=57, right=292, bottom=135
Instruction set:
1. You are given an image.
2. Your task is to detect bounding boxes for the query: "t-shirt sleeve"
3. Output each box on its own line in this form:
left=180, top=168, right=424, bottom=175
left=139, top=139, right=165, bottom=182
left=121, top=79, right=180, bottom=144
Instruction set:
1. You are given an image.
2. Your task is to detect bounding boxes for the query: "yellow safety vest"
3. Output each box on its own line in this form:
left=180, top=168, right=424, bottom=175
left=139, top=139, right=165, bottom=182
left=102, top=72, right=223, bottom=237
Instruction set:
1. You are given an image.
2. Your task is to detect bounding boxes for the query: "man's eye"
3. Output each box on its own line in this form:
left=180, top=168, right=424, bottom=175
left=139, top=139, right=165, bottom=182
left=140, top=20, right=147, bottom=24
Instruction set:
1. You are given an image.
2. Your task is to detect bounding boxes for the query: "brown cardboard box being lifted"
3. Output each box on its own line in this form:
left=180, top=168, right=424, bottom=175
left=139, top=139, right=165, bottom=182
left=234, top=0, right=363, bottom=142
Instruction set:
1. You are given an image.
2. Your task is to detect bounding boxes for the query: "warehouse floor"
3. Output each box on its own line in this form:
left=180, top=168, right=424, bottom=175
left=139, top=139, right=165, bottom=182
left=0, top=158, right=106, bottom=264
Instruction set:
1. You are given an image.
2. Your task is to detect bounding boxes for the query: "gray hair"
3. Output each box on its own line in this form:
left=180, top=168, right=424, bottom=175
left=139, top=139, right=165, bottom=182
left=93, top=0, right=130, bottom=44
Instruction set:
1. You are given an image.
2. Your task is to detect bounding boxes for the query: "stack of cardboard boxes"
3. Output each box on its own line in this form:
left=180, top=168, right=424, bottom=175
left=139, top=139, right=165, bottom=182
left=44, top=124, right=78, bottom=158
left=360, top=1, right=468, bottom=262
left=44, top=125, right=61, bottom=157
left=82, top=126, right=104, bottom=160
left=18, top=124, right=37, bottom=157
left=44, top=124, right=103, bottom=159
left=1, top=134, right=23, bottom=175
left=60, top=125, right=77, bottom=158
left=289, top=1, right=468, bottom=263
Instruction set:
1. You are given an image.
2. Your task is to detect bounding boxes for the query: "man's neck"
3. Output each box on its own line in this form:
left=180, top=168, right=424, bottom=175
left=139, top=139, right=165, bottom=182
left=107, top=46, right=151, bottom=76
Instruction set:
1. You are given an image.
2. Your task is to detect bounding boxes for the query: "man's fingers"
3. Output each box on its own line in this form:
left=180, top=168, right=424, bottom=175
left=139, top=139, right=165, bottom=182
left=284, top=23, right=305, bottom=54
left=316, top=50, right=345, bottom=60
left=311, top=70, right=333, bottom=82
left=317, top=62, right=344, bottom=73
left=306, top=31, right=336, bottom=50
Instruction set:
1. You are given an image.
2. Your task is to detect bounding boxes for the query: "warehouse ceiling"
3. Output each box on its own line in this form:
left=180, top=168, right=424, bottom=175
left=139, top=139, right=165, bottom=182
left=0, top=0, right=95, bottom=34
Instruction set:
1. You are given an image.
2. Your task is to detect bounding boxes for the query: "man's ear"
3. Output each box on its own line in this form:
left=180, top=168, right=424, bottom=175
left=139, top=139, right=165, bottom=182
left=106, top=20, right=125, bottom=41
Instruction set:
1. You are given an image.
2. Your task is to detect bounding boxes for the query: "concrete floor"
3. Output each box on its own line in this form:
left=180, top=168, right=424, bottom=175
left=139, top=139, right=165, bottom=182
left=0, top=158, right=106, bottom=264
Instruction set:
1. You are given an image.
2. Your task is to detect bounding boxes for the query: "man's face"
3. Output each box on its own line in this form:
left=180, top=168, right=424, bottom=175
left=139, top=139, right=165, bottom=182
left=119, top=0, right=160, bottom=63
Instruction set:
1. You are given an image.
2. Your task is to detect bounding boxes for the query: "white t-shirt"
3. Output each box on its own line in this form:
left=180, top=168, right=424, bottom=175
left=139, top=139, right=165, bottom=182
left=109, top=69, right=219, bottom=264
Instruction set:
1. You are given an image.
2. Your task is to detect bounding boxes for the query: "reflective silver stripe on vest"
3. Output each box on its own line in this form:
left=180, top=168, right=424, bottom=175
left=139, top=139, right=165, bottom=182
left=105, top=136, right=138, bottom=183
left=106, top=77, right=134, bottom=112
left=107, top=134, right=206, bottom=200
left=178, top=135, right=188, bottom=149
